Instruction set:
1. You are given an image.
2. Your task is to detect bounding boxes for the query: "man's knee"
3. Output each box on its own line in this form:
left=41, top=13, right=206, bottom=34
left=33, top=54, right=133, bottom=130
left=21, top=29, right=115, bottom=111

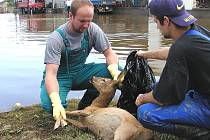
left=93, top=63, right=112, bottom=78
left=41, top=103, right=52, bottom=113
left=77, top=89, right=99, bottom=110
left=40, top=93, right=68, bottom=113
left=137, top=103, right=159, bottom=126
left=40, top=89, right=68, bottom=113
left=40, top=89, right=53, bottom=113
left=137, top=104, right=150, bottom=124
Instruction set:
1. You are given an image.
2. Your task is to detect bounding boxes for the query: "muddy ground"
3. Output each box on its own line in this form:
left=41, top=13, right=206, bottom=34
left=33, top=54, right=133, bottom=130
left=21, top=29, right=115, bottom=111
left=0, top=99, right=182, bottom=140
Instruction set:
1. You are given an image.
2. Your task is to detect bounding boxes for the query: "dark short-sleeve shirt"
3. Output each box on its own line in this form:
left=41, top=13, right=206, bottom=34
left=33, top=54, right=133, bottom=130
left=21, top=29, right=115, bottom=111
left=153, top=24, right=210, bottom=105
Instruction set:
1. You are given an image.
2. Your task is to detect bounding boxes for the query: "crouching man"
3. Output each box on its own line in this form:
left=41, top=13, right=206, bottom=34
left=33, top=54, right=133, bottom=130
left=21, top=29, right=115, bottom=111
left=135, top=0, right=210, bottom=139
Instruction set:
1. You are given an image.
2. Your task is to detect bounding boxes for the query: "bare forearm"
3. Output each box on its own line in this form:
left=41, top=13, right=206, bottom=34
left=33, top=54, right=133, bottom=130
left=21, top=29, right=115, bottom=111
left=137, top=47, right=170, bottom=60
left=45, top=64, right=59, bottom=95
left=106, top=53, right=118, bottom=65
left=45, top=75, right=59, bottom=95
left=103, top=48, right=119, bottom=65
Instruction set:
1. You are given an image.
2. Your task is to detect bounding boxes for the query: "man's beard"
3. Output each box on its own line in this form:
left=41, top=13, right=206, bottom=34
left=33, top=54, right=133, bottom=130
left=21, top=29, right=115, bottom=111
left=163, top=34, right=171, bottom=39
left=72, top=24, right=87, bottom=33
left=72, top=24, right=82, bottom=33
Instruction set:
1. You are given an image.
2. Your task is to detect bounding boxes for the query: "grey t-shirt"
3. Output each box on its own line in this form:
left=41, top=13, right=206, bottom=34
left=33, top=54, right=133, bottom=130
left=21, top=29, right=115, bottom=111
left=44, top=22, right=111, bottom=65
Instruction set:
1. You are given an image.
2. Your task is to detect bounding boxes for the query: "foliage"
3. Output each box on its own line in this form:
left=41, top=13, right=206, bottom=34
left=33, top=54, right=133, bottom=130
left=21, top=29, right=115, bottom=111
left=4, top=0, right=15, bottom=7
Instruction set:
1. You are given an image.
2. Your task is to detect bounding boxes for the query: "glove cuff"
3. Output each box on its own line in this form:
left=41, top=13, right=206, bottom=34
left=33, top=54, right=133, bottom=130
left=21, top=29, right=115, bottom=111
left=49, top=91, right=61, bottom=106
left=107, top=64, right=118, bottom=78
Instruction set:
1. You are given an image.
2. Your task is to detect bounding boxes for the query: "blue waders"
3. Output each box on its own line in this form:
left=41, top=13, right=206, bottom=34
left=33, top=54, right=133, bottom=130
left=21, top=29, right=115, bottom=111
left=137, top=30, right=210, bottom=138
left=40, top=29, right=112, bottom=112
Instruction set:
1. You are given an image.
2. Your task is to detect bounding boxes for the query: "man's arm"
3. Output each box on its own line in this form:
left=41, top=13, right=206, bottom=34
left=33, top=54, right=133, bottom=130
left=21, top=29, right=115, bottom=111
left=103, top=47, right=120, bottom=80
left=45, top=64, right=59, bottom=94
left=136, top=47, right=170, bottom=60
left=103, top=47, right=119, bottom=65
left=135, top=91, right=163, bottom=106
left=45, top=64, right=66, bottom=126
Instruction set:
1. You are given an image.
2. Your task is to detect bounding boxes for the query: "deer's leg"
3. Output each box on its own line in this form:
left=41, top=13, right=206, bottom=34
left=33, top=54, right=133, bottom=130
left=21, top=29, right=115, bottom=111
left=114, top=123, right=153, bottom=140
left=113, top=123, right=135, bottom=140
left=66, top=118, right=88, bottom=130
left=66, top=110, right=90, bottom=117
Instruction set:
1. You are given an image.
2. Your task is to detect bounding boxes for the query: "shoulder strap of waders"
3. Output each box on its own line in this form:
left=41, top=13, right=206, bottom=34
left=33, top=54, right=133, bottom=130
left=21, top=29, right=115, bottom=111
left=55, top=28, right=70, bottom=77
left=55, top=28, right=71, bottom=47
left=86, top=28, right=93, bottom=54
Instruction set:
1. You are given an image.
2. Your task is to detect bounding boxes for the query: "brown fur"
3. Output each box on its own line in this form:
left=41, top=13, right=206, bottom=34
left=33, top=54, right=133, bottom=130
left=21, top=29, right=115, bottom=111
left=66, top=76, right=153, bottom=140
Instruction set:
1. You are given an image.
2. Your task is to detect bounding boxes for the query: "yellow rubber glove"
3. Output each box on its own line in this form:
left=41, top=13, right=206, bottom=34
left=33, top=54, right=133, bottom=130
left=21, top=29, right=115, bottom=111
left=49, top=92, right=66, bottom=121
left=54, top=116, right=68, bottom=130
left=108, top=64, right=121, bottom=80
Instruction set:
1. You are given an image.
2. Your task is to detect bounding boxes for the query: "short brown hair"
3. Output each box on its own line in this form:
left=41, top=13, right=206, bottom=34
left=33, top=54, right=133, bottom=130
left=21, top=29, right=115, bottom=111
left=156, top=16, right=189, bottom=29
left=70, top=0, right=94, bottom=16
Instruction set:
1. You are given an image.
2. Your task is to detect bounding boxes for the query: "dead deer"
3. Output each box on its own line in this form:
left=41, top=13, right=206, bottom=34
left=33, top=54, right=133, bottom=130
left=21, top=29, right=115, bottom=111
left=65, top=74, right=153, bottom=140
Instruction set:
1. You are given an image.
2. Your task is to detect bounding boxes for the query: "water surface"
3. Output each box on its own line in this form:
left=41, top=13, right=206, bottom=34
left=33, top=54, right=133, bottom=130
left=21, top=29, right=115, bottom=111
left=0, top=12, right=209, bottom=112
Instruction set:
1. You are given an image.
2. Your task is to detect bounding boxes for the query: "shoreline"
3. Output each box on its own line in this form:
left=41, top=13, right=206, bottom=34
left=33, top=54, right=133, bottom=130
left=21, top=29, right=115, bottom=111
left=112, top=7, right=210, bottom=18
left=2, top=6, right=210, bottom=17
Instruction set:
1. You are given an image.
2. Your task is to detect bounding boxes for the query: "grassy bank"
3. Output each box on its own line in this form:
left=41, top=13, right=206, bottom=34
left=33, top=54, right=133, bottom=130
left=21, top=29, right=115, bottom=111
left=0, top=99, right=182, bottom=140
left=0, top=99, right=96, bottom=140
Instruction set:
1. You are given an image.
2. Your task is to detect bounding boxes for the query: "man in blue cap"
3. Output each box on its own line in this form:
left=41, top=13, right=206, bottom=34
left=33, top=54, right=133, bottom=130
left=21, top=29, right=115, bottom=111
left=135, top=0, right=210, bottom=138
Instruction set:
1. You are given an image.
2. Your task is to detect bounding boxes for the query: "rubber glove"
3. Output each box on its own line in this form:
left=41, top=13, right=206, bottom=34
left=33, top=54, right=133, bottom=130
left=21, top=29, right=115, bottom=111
left=49, top=91, right=66, bottom=121
left=54, top=116, right=68, bottom=130
left=108, top=64, right=121, bottom=80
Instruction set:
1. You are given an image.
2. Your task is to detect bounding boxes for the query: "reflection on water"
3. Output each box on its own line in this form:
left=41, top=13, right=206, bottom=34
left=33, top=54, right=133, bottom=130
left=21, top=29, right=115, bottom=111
left=0, top=12, right=210, bottom=112
left=94, top=13, right=149, bottom=61
left=26, top=14, right=68, bottom=32
left=148, top=16, right=164, bottom=74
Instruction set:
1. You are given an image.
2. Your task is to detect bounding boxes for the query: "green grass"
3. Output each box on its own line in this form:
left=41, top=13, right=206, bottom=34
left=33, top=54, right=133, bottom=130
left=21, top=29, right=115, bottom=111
left=0, top=99, right=182, bottom=140
left=0, top=99, right=96, bottom=140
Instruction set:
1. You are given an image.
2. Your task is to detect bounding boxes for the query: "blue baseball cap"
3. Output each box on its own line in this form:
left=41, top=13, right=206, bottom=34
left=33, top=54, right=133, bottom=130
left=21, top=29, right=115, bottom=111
left=148, top=0, right=197, bottom=27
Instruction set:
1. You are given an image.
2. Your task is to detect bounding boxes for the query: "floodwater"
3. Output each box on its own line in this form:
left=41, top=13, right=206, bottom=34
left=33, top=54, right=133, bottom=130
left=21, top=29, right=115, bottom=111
left=0, top=11, right=209, bottom=112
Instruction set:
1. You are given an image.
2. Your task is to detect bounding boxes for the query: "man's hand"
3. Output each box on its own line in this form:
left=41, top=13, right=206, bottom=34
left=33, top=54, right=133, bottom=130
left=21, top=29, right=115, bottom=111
left=135, top=94, right=145, bottom=106
left=135, top=91, right=163, bottom=107
left=49, top=92, right=67, bottom=129
left=49, top=91, right=66, bottom=120
left=108, top=64, right=121, bottom=80
left=136, top=50, right=145, bottom=57
left=136, top=47, right=170, bottom=60
left=54, top=116, right=67, bottom=130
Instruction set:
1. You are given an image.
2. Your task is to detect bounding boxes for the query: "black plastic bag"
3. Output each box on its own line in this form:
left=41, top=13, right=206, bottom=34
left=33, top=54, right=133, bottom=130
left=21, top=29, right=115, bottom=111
left=117, top=51, right=156, bottom=118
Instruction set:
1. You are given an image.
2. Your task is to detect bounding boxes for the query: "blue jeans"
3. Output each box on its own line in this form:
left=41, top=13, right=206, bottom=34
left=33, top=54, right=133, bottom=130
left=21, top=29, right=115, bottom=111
left=137, top=90, right=210, bottom=134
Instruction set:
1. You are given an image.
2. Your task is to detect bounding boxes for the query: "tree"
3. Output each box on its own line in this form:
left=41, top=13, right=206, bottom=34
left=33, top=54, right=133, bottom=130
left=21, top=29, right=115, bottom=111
left=4, top=0, right=15, bottom=7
